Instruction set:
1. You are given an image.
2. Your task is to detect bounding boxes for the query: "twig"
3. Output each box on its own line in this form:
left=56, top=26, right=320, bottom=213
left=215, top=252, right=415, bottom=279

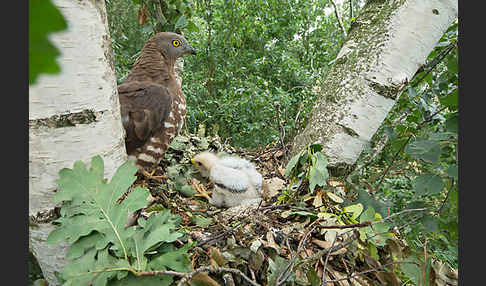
left=318, top=221, right=372, bottom=229
left=275, top=103, right=287, bottom=152
left=373, top=106, right=448, bottom=193
left=330, top=0, right=347, bottom=37
left=349, top=0, right=353, bottom=21
left=321, top=232, right=338, bottom=285
left=422, top=237, right=428, bottom=285
left=411, top=41, right=457, bottom=87
left=197, top=201, right=263, bottom=247
left=298, top=229, right=358, bottom=270
left=324, top=261, right=419, bottom=283
left=299, top=208, right=427, bottom=272
left=176, top=266, right=260, bottom=286
left=294, top=103, right=304, bottom=126
left=438, top=179, right=455, bottom=215
left=317, top=208, right=427, bottom=230
left=276, top=225, right=318, bottom=286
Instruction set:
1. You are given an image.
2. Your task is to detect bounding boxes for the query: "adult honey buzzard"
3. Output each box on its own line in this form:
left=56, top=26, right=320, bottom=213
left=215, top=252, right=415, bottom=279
left=118, top=32, right=196, bottom=171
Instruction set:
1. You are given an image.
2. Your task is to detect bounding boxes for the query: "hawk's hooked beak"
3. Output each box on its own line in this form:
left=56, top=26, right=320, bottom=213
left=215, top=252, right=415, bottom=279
left=187, top=46, right=197, bottom=55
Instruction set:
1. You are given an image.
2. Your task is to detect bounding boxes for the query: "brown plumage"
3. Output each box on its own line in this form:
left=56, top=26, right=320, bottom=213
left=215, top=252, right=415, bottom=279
left=118, top=32, right=196, bottom=169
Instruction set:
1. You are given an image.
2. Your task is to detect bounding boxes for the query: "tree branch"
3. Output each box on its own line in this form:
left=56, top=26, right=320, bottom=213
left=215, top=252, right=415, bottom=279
left=325, top=261, right=419, bottom=283
left=373, top=106, right=448, bottom=193
left=330, top=0, right=347, bottom=37
left=349, top=0, right=353, bottom=21
left=175, top=266, right=260, bottom=286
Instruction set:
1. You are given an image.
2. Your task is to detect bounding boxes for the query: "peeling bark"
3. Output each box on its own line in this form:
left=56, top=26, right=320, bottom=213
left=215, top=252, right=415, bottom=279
left=28, top=0, right=126, bottom=284
left=291, top=0, right=458, bottom=175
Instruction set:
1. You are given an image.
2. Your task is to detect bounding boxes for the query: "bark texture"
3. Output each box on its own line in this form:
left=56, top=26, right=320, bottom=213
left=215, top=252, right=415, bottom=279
left=29, top=0, right=126, bottom=284
left=291, top=0, right=458, bottom=174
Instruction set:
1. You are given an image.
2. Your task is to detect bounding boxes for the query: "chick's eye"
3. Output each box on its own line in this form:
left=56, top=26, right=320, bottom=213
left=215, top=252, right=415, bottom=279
left=172, top=40, right=181, bottom=47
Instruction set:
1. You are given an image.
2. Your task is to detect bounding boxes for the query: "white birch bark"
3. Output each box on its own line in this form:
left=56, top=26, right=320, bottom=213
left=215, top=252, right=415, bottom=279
left=291, top=0, right=458, bottom=174
left=29, top=0, right=126, bottom=284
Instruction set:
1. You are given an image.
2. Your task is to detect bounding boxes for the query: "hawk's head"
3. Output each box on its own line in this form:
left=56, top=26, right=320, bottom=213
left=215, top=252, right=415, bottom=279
left=152, top=32, right=197, bottom=60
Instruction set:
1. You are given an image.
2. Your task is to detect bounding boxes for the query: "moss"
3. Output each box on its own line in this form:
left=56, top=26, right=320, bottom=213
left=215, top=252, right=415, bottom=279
left=292, top=0, right=407, bottom=167
left=29, top=109, right=101, bottom=129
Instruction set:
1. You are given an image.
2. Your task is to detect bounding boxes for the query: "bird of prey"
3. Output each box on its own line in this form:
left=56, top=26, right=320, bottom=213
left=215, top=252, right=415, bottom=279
left=118, top=32, right=196, bottom=173
left=191, top=152, right=263, bottom=208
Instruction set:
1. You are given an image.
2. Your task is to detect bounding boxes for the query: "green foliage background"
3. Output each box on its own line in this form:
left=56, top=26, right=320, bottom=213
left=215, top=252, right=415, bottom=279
left=106, top=0, right=353, bottom=147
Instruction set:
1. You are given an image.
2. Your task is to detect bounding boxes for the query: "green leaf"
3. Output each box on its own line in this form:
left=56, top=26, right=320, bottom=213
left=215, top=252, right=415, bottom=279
left=110, top=274, right=173, bottom=286
left=179, top=184, right=196, bottom=197
left=148, top=244, right=192, bottom=272
left=267, top=256, right=294, bottom=286
left=48, top=158, right=149, bottom=257
left=185, top=20, right=200, bottom=33
left=46, top=157, right=190, bottom=284
left=447, top=53, right=458, bottom=75
left=191, top=215, right=213, bottom=227
left=413, top=174, right=444, bottom=195
left=309, top=144, right=323, bottom=153
left=29, top=0, right=68, bottom=85
left=308, top=152, right=329, bottom=192
left=284, top=151, right=302, bottom=178
left=421, top=214, right=439, bottom=232
left=66, top=232, right=104, bottom=260
left=60, top=248, right=130, bottom=285
left=405, top=139, right=442, bottom=164
left=439, top=89, right=458, bottom=110
left=355, top=190, right=392, bottom=217
left=343, top=203, right=363, bottom=220
left=400, top=258, right=421, bottom=285
left=175, top=15, right=188, bottom=30
left=360, top=206, right=375, bottom=223
left=446, top=164, right=458, bottom=180
left=369, top=243, right=379, bottom=260
left=445, top=112, right=458, bottom=133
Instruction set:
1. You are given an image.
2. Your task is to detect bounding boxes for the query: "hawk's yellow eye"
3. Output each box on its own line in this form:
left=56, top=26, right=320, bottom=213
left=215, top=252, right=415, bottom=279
left=172, top=40, right=181, bottom=47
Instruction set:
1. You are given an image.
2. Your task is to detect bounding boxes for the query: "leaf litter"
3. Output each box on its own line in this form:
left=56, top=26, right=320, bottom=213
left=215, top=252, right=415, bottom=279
left=50, top=132, right=458, bottom=286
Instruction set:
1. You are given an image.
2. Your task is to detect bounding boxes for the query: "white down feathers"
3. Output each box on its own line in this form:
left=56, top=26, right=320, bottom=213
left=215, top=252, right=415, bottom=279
left=192, top=152, right=263, bottom=208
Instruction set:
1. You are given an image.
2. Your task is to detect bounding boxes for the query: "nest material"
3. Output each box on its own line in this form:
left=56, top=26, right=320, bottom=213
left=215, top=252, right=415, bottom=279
left=126, top=134, right=457, bottom=286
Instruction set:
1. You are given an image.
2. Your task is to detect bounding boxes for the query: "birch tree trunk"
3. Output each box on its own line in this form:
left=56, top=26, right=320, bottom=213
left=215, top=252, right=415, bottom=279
left=29, top=0, right=126, bottom=284
left=291, top=0, right=458, bottom=175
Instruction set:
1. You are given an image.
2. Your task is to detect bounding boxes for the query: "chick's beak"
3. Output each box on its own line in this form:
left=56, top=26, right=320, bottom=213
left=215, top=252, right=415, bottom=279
left=191, top=158, right=197, bottom=166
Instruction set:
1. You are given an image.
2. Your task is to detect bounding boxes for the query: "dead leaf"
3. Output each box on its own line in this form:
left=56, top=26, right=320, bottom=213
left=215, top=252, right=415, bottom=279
left=146, top=193, right=156, bottom=203
left=265, top=177, right=286, bottom=197
left=326, top=192, right=344, bottom=203
left=249, top=248, right=265, bottom=272
left=312, top=238, right=332, bottom=249
left=328, top=179, right=343, bottom=187
left=313, top=193, right=323, bottom=208
left=281, top=210, right=292, bottom=218
left=264, top=231, right=281, bottom=254
left=209, top=247, right=227, bottom=267
left=190, top=273, right=221, bottom=286
left=431, top=259, right=458, bottom=285
left=278, top=166, right=286, bottom=177
left=312, top=239, right=347, bottom=255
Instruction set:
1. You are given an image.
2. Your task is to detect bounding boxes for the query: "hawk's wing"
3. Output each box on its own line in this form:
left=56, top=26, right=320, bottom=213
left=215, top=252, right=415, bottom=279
left=118, top=81, right=173, bottom=154
left=210, top=164, right=251, bottom=193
